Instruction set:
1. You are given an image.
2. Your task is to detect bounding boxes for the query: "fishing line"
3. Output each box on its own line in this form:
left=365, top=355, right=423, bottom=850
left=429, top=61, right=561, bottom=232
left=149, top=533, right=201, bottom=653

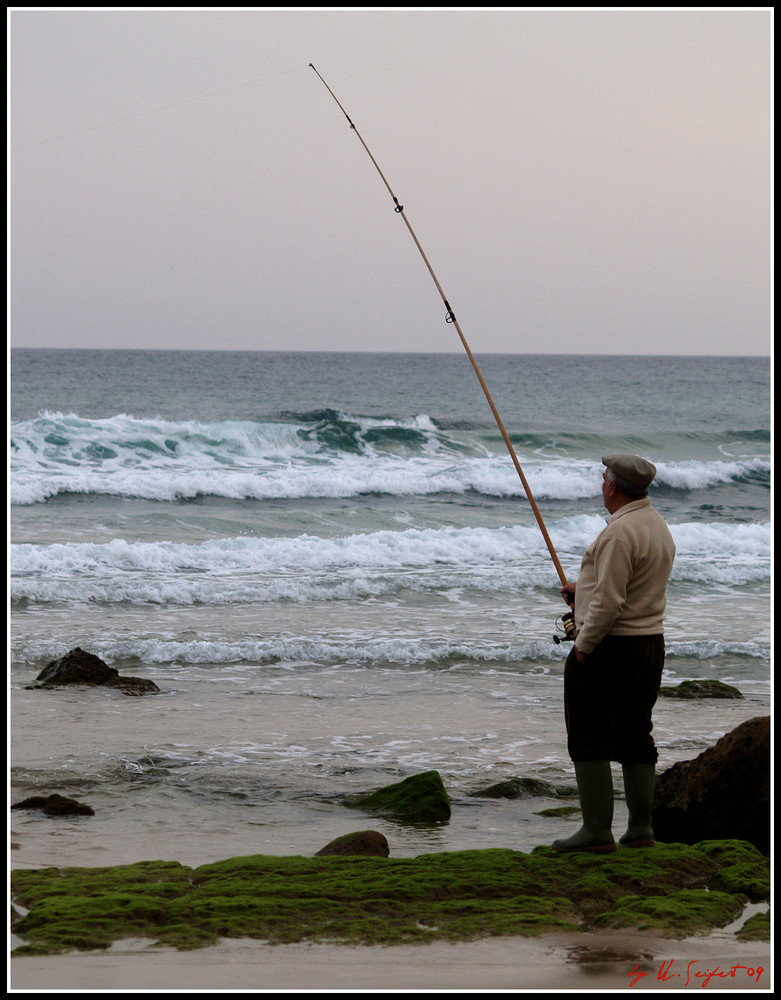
left=310, top=64, right=576, bottom=637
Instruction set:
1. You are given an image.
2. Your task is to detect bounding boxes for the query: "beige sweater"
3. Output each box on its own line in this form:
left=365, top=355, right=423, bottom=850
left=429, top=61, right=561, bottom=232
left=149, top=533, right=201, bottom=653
left=574, top=498, right=676, bottom=655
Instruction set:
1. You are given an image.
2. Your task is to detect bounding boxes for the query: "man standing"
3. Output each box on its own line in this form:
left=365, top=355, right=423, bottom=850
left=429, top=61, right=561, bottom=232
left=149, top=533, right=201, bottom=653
left=554, top=454, right=675, bottom=853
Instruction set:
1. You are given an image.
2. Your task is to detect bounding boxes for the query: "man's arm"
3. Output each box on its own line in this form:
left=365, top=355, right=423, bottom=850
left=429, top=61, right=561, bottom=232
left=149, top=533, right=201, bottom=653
left=573, top=534, right=633, bottom=656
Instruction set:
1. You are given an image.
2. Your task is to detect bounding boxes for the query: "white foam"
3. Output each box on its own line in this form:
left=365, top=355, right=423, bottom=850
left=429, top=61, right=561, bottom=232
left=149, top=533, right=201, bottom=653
left=12, top=412, right=769, bottom=504
left=10, top=517, right=770, bottom=606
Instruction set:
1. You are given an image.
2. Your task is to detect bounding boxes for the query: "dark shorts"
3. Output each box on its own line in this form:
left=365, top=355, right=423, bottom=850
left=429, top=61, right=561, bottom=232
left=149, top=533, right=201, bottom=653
left=564, top=634, right=665, bottom=765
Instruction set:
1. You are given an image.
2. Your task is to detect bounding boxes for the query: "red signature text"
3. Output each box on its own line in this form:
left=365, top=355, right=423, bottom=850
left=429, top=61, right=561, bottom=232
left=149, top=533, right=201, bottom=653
left=628, top=959, right=764, bottom=988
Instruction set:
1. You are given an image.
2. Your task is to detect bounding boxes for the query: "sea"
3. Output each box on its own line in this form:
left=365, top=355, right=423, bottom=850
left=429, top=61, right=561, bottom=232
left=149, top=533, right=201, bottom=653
left=9, top=349, right=771, bottom=870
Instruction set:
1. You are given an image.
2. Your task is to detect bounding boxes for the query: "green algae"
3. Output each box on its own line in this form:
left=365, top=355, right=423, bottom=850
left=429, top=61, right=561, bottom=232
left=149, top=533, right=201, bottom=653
left=690, top=840, right=769, bottom=901
left=659, top=678, right=743, bottom=699
left=11, top=841, right=769, bottom=956
left=535, top=805, right=582, bottom=818
left=348, top=770, right=451, bottom=823
left=591, top=889, right=747, bottom=936
left=736, top=909, right=770, bottom=942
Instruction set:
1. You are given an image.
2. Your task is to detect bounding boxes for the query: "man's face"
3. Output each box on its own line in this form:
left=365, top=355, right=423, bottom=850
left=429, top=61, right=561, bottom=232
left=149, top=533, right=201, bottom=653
left=602, top=468, right=619, bottom=511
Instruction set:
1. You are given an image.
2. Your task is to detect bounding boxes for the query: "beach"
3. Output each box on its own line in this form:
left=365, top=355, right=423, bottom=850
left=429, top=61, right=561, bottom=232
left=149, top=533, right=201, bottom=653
left=9, top=930, right=771, bottom=992
left=10, top=679, right=770, bottom=994
left=10, top=350, right=771, bottom=990
left=10, top=671, right=771, bottom=991
left=9, top=655, right=769, bottom=871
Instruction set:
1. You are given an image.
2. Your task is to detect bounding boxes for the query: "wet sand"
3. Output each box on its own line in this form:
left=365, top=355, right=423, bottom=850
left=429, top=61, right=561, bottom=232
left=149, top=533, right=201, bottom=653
left=9, top=930, right=771, bottom=992
left=10, top=693, right=772, bottom=993
left=10, top=662, right=771, bottom=993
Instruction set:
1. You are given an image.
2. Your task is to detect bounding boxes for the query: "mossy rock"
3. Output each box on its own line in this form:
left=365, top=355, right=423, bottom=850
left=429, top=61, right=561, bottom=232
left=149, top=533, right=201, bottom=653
left=659, top=679, right=743, bottom=699
left=11, top=840, right=769, bottom=956
left=736, top=909, right=770, bottom=942
left=535, top=805, right=582, bottom=818
left=11, top=860, right=193, bottom=955
left=348, top=770, right=451, bottom=824
left=470, top=776, right=576, bottom=799
left=591, top=888, right=746, bottom=936
left=690, top=840, right=769, bottom=901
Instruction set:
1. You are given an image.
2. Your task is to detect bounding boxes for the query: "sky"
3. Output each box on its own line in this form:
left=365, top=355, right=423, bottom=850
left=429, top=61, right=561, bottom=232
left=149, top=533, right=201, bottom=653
left=9, top=8, right=772, bottom=355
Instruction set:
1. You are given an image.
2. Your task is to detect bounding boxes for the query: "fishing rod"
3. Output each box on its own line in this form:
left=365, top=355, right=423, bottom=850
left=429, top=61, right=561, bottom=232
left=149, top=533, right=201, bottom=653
left=310, top=64, right=577, bottom=643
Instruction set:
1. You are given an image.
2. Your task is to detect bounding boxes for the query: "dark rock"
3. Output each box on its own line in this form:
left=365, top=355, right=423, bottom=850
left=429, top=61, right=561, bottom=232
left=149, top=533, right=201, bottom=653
left=653, top=716, right=770, bottom=854
left=470, top=776, right=577, bottom=799
left=315, top=830, right=390, bottom=857
left=11, top=793, right=94, bottom=817
left=348, top=770, right=451, bottom=824
left=659, top=679, right=743, bottom=699
left=31, top=648, right=159, bottom=696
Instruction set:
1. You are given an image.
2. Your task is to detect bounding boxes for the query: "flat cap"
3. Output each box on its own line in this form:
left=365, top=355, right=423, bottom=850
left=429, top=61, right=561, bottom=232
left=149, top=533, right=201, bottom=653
left=602, top=454, right=657, bottom=489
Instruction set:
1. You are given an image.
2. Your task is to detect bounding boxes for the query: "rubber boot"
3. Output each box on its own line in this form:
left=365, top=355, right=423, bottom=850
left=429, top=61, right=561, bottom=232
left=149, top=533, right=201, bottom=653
left=619, top=762, right=656, bottom=847
left=552, top=761, right=617, bottom=853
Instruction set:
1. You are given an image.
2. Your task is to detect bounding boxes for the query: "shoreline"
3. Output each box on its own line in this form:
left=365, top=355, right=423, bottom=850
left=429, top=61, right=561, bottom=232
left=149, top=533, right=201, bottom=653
left=10, top=930, right=771, bottom=992
left=10, top=841, right=771, bottom=992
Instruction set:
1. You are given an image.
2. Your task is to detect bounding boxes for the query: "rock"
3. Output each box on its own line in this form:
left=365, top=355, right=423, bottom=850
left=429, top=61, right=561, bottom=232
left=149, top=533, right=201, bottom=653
left=31, top=648, right=159, bottom=696
left=348, top=770, right=451, bottom=824
left=11, top=793, right=95, bottom=817
left=315, top=831, right=390, bottom=857
left=653, top=716, right=770, bottom=854
left=659, top=679, right=743, bottom=699
left=470, top=776, right=577, bottom=799
left=536, top=805, right=582, bottom=818
left=10, top=840, right=770, bottom=955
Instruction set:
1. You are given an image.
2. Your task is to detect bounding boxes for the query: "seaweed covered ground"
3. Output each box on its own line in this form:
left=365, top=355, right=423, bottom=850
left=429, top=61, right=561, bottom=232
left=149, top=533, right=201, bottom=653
left=11, top=839, right=769, bottom=957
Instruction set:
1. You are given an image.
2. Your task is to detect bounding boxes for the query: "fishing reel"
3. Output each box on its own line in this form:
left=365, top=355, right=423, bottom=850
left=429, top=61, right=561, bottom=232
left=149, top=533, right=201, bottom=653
left=552, top=611, right=578, bottom=645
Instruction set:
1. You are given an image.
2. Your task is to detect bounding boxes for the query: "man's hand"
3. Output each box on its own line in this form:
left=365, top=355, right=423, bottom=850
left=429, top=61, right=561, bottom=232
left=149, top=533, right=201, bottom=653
left=574, top=648, right=589, bottom=664
left=560, top=581, right=577, bottom=606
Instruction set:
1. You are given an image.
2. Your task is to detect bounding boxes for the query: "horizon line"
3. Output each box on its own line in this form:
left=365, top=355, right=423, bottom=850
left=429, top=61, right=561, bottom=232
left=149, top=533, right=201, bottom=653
left=9, top=346, right=771, bottom=360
